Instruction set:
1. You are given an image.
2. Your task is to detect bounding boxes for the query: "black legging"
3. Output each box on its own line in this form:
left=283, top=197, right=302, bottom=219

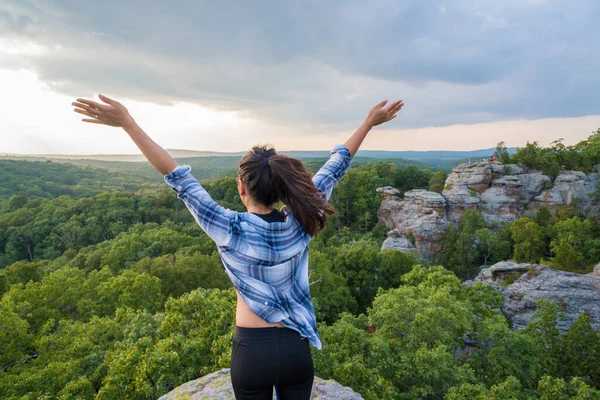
left=230, top=325, right=314, bottom=399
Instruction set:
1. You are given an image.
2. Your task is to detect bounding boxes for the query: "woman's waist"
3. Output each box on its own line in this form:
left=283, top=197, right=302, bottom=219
left=234, top=324, right=299, bottom=341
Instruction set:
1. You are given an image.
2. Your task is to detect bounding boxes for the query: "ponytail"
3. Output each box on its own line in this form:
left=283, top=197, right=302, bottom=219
left=238, top=146, right=334, bottom=236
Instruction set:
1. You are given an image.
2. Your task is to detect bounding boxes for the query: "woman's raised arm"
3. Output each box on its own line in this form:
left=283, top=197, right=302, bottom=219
left=343, top=99, right=404, bottom=158
left=72, top=94, right=178, bottom=175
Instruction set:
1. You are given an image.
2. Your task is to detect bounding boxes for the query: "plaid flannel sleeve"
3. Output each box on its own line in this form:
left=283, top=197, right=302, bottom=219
left=311, top=144, right=352, bottom=201
left=164, top=165, right=237, bottom=246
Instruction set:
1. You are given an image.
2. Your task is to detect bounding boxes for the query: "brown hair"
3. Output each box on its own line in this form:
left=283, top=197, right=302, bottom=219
left=238, top=145, right=335, bottom=236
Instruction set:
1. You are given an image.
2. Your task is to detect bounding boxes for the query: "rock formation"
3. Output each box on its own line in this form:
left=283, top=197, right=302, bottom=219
left=381, top=229, right=416, bottom=252
left=376, top=187, right=447, bottom=258
left=465, top=261, right=600, bottom=331
left=158, top=368, right=364, bottom=399
left=377, top=161, right=599, bottom=255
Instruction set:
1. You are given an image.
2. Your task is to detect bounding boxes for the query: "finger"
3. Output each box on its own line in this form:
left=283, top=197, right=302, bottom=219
left=391, top=102, right=404, bottom=113
left=74, top=108, right=100, bottom=119
left=82, top=118, right=104, bottom=124
left=72, top=101, right=94, bottom=109
left=389, top=114, right=397, bottom=121
left=376, top=99, right=388, bottom=108
left=73, top=106, right=103, bottom=118
left=99, top=94, right=119, bottom=106
left=72, top=102, right=102, bottom=114
left=387, top=100, right=403, bottom=111
left=76, top=98, right=112, bottom=111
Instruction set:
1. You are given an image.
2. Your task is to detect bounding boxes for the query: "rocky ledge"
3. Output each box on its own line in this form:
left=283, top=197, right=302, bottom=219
left=158, top=368, right=364, bottom=400
left=465, top=261, right=600, bottom=331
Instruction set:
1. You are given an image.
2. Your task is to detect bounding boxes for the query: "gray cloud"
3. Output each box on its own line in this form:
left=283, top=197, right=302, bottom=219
left=1, top=0, right=599, bottom=129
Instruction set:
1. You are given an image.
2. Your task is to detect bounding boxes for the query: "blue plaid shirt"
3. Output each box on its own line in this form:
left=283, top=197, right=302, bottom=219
left=163, top=144, right=352, bottom=349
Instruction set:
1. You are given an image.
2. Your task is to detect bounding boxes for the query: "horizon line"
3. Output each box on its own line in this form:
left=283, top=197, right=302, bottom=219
left=0, top=146, right=513, bottom=158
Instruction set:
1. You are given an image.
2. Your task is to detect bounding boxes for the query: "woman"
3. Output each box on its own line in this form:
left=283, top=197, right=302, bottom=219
left=72, top=95, right=403, bottom=399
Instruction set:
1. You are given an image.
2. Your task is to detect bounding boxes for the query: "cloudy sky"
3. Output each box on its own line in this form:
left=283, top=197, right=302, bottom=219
left=1, top=0, right=599, bottom=154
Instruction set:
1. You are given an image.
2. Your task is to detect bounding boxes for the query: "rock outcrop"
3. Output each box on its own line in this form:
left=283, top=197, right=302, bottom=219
left=377, top=162, right=599, bottom=256
left=381, top=229, right=416, bottom=252
left=465, top=262, right=600, bottom=331
left=158, top=369, right=364, bottom=399
left=376, top=187, right=447, bottom=257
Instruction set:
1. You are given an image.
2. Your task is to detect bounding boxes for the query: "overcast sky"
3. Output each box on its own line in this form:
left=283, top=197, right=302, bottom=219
left=1, top=0, right=599, bottom=154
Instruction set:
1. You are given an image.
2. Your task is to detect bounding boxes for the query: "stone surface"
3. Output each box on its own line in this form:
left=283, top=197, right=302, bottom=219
left=479, top=175, right=522, bottom=225
left=465, top=261, right=600, bottom=331
left=377, top=188, right=447, bottom=258
left=529, top=171, right=599, bottom=217
left=158, top=369, right=364, bottom=400
left=377, top=161, right=599, bottom=258
left=381, top=229, right=416, bottom=252
left=517, top=172, right=551, bottom=203
left=445, top=163, right=493, bottom=193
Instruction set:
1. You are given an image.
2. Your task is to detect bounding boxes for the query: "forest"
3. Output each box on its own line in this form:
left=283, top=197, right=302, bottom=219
left=1, top=129, right=600, bottom=399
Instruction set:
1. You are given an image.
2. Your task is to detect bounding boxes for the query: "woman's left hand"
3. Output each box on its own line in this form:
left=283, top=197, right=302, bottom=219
left=72, top=94, right=136, bottom=129
left=365, top=99, right=404, bottom=127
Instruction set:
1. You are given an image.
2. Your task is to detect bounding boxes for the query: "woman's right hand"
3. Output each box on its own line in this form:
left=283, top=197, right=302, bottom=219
left=365, top=99, right=404, bottom=127
left=72, top=94, right=136, bottom=129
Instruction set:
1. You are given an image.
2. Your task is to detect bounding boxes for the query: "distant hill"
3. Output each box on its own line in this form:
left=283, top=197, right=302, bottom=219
left=0, top=147, right=516, bottom=163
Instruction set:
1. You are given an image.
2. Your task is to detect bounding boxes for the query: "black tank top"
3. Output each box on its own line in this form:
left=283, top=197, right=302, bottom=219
left=251, top=209, right=285, bottom=223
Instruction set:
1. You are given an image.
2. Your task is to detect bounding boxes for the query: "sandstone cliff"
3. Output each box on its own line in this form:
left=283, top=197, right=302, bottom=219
left=377, top=162, right=599, bottom=255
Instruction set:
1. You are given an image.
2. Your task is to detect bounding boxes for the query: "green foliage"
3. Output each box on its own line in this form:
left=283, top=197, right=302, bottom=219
left=510, top=218, right=547, bottom=263
left=393, top=165, right=434, bottom=195
left=429, top=170, right=448, bottom=194
left=331, top=163, right=393, bottom=232
left=0, top=159, right=158, bottom=200
left=316, top=265, right=573, bottom=400
left=202, top=177, right=245, bottom=211
left=2, top=147, right=600, bottom=400
left=131, top=252, right=230, bottom=299
left=575, top=128, right=600, bottom=168
left=512, top=141, right=561, bottom=178
left=329, top=238, right=418, bottom=312
left=548, top=217, right=599, bottom=272
left=494, top=141, right=512, bottom=164
left=446, top=376, right=600, bottom=399
left=308, top=250, right=358, bottom=324
left=442, top=210, right=511, bottom=278
left=510, top=129, right=600, bottom=176
left=98, top=288, right=236, bottom=399
left=0, top=288, right=237, bottom=400
left=0, top=301, right=35, bottom=371
left=313, top=313, right=399, bottom=399
left=557, top=313, right=600, bottom=388
left=534, top=206, right=553, bottom=227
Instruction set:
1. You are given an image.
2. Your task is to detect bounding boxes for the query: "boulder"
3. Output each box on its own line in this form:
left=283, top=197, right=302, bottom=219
left=381, top=229, right=416, bottom=252
left=466, top=261, right=600, bottom=331
left=158, top=368, right=364, bottom=399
